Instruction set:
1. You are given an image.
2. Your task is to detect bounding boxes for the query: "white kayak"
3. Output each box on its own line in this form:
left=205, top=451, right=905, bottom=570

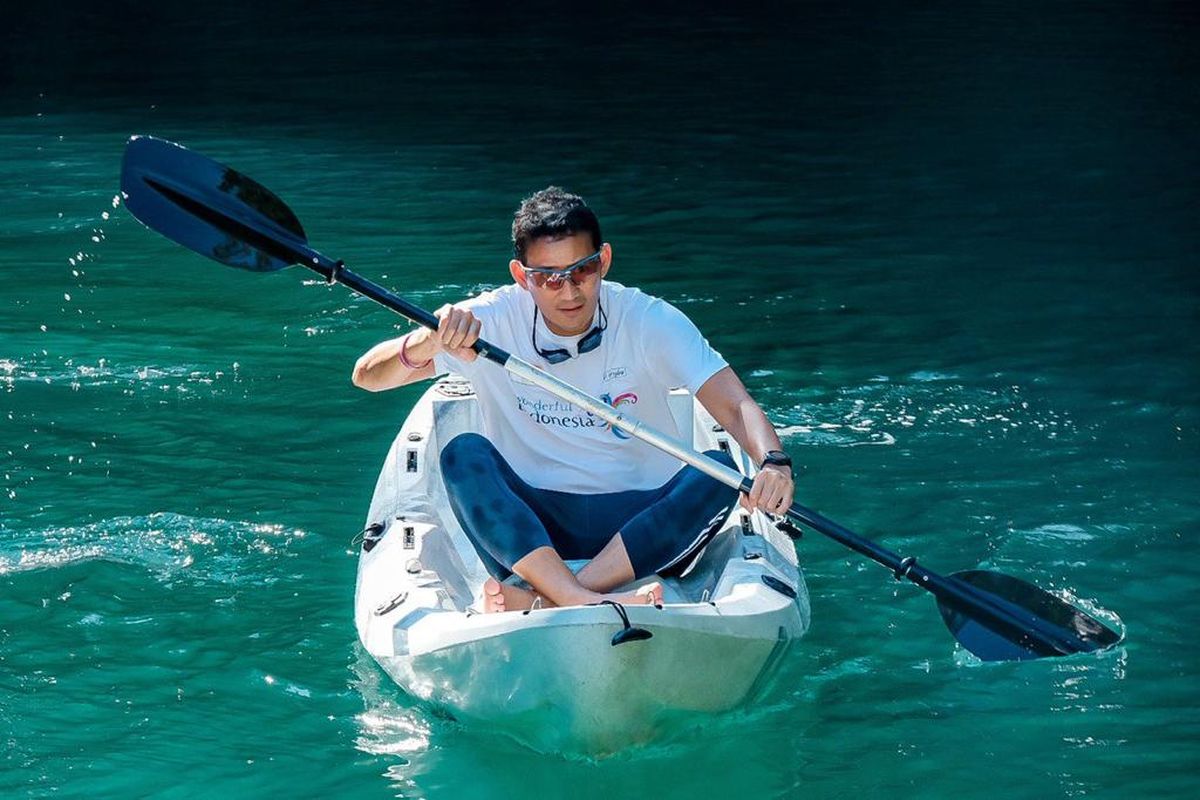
left=354, top=377, right=811, bottom=753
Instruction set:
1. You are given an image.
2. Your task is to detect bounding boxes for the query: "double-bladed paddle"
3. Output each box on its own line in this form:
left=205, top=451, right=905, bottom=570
left=119, top=135, right=1122, bottom=662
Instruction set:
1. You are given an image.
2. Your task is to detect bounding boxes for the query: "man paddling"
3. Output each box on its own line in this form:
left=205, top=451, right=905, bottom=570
left=352, top=187, right=794, bottom=612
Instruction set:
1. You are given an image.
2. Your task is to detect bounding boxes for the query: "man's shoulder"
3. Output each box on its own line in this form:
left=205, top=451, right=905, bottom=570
left=459, top=283, right=526, bottom=314
left=606, top=282, right=684, bottom=324
left=605, top=281, right=647, bottom=300
left=605, top=281, right=664, bottom=315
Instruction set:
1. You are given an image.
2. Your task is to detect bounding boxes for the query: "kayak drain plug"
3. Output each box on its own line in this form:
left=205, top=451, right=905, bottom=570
left=600, top=600, right=652, bottom=646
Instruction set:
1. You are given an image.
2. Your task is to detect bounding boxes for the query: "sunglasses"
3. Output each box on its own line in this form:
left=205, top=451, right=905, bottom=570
left=521, top=250, right=603, bottom=291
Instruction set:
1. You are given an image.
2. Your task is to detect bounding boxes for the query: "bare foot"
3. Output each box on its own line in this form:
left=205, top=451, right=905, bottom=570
left=483, top=577, right=507, bottom=613
left=638, top=582, right=663, bottom=606
left=483, top=577, right=662, bottom=612
left=482, top=577, right=551, bottom=613
left=601, top=581, right=663, bottom=607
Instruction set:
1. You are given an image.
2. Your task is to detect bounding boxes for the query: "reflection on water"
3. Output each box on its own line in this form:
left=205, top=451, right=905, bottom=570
left=349, top=643, right=822, bottom=797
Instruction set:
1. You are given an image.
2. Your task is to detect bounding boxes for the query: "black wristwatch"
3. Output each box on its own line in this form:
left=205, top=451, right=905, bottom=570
left=760, top=450, right=793, bottom=474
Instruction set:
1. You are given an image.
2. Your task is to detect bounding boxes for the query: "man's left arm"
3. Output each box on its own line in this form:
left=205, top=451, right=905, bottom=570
left=695, top=366, right=794, bottom=515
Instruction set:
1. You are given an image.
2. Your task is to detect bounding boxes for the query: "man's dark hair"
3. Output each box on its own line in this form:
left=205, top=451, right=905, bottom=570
left=511, top=186, right=602, bottom=261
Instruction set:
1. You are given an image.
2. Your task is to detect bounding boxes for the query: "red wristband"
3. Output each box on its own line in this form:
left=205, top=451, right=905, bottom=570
left=398, top=334, right=432, bottom=370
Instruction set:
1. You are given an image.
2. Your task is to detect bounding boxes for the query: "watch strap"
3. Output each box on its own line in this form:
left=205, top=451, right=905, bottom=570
left=760, top=450, right=792, bottom=470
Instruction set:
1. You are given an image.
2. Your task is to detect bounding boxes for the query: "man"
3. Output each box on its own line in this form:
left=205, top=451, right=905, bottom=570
left=352, top=187, right=793, bottom=612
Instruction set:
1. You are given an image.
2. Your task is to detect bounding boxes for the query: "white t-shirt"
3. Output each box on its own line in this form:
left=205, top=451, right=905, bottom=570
left=432, top=281, right=728, bottom=494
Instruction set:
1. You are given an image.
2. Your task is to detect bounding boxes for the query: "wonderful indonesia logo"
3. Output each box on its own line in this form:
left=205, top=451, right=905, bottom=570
left=515, top=392, right=638, bottom=439
left=600, top=392, right=638, bottom=439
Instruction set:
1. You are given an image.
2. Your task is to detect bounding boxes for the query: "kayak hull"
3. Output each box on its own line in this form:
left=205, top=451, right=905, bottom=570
left=383, top=617, right=794, bottom=753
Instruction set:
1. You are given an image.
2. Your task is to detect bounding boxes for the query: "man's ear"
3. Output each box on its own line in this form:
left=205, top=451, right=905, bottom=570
left=600, top=242, right=612, bottom=279
left=510, top=259, right=529, bottom=289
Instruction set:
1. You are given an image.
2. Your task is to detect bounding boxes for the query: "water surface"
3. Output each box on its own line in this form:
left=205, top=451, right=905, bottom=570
left=2, top=3, right=1198, bottom=797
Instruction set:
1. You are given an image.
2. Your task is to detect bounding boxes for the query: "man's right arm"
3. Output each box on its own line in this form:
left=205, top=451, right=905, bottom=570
left=351, top=304, right=481, bottom=392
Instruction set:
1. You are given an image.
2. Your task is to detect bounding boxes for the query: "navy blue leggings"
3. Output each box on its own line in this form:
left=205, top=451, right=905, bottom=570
left=440, top=433, right=738, bottom=581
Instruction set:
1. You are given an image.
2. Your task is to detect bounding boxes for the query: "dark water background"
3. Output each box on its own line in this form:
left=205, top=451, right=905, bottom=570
left=2, top=2, right=1198, bottom=797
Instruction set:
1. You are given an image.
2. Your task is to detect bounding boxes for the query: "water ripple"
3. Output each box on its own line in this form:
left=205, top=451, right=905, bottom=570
left=0, top=512, right=307, bottom=585
left=774, top=379, right=1087, bottom=448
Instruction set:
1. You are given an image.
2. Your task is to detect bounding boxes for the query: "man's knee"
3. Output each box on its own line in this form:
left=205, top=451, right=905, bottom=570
left=698, top=448, right=740, bottom=498
left=440, top=432, right=493, bottom=477
left=702, top=448, right=737, bottom=470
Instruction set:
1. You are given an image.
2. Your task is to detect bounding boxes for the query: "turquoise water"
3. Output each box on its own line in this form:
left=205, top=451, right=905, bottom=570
left=3, top=3, right=1198, bottom=797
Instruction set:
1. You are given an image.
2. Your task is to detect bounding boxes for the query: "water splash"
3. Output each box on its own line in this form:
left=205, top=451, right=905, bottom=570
left=0, top=512, right=307, bottom=585
left=773, top=378, right=1086, bottom=448
left=1, top=356, right=244, bottom=397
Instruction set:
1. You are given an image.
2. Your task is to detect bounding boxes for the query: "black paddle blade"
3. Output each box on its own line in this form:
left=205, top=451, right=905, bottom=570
left=937, top=570, right=1122, bottom=662
left=120, top=135, right=307, bottom=272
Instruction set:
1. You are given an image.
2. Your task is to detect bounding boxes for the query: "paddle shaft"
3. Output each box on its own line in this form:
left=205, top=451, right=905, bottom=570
left=187, top=204, right=1083, bottom=654
left=120, top=134, right=1118, bottom=660
left=282, top=250, right=1084, bottom=656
